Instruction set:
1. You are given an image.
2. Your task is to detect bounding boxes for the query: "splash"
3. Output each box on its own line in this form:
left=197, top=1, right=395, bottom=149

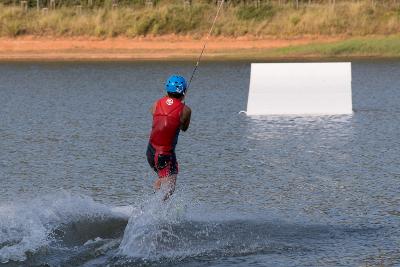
left=118, top=188, right=191, bottom=259
left=0, top=191, right=129, bottom=263
left=117, top=188, right=338, bottom=266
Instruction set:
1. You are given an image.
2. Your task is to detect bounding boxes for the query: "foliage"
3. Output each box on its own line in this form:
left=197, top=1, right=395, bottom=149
left=236, top=4, right=275, bottom=21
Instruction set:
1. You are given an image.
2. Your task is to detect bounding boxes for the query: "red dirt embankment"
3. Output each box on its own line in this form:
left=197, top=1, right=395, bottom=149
left=0, top=36, right=340, bottom=61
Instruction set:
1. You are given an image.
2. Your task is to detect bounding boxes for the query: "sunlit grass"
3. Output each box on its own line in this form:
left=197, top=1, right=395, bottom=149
left=1, top=1, right=400, bottom=37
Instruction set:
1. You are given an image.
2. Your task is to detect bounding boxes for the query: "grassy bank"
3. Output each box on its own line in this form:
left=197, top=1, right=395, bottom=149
left=272, top=35, right=400, bottom=57
left=213, top=35, right=400, bottom=59
left=1, top=35, right=400, bottom=60
left=1, top=1, right=400, bottom=38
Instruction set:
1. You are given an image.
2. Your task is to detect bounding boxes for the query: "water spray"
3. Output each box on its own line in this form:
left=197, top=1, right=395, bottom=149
left=187, top=0, right=225, bottom=90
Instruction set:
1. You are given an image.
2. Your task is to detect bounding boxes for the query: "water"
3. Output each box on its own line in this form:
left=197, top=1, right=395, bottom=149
left=0, top=61, right=399, bottom=266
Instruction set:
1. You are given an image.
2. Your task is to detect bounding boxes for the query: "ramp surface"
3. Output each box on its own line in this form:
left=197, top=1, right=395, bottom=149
left=246, top=63, right=352, bottom=115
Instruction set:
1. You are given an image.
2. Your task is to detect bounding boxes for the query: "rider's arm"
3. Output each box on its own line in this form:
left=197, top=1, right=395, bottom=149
left=180, top=106, right=191, bottom=132
left=150, top=101, right=157, bottom=115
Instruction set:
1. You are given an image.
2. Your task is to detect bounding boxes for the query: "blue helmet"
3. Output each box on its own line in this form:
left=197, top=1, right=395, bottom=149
left=165, top=75, right=187, bottom=95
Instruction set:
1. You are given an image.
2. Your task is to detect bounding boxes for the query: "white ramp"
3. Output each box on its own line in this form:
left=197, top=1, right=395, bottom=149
left=246, top=63, right=352, bottom=115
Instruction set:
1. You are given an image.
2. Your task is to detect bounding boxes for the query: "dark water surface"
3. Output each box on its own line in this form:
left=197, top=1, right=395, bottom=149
left=0, top=61, right=399, bottom=266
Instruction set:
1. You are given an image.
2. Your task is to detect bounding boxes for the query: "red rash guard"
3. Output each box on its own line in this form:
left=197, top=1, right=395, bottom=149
left=149, top=96, right=185, bottom=154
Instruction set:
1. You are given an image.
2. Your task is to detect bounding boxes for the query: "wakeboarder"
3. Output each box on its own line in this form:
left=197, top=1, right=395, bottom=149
left=146, top=75, right=191, bottom=201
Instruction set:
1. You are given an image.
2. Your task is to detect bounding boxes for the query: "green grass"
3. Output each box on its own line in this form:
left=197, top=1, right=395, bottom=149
left=271, top=36, right=400, bottom=57
left=209, top=35, right=400, bottom=60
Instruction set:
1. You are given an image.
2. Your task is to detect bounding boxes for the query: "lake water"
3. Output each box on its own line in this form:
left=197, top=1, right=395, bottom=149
left=0, top=61, right=399, bottom=267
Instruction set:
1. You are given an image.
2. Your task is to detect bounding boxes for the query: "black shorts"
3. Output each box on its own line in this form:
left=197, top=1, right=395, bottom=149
left=146, top=143, right=178, bottom=178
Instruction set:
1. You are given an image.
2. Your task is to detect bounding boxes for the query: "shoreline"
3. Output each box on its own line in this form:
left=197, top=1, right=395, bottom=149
left=0, top=36, right=399, bottom=61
